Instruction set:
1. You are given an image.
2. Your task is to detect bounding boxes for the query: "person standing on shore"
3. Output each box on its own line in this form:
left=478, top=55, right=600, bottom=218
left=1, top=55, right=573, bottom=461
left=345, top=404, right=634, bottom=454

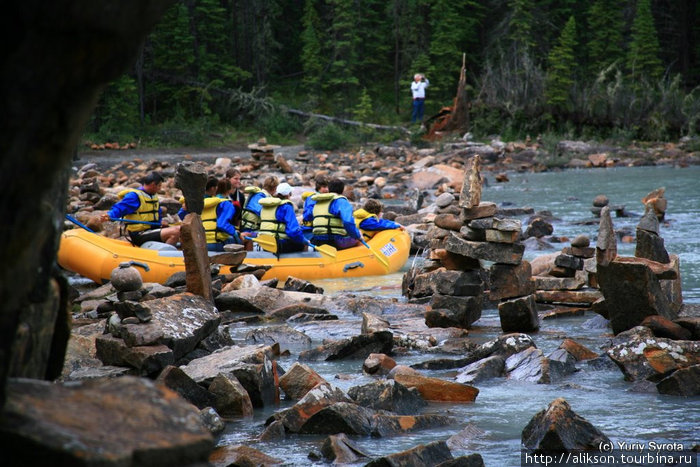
left=410, top=73, right=429, bottom=123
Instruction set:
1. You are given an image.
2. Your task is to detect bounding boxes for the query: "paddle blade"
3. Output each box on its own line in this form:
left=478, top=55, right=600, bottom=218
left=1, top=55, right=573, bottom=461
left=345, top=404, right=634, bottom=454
left=314, top=244, right=336, bottom=258
left=361, top=240, right=389, bottom=269
left=251, top=234, right=278, bottom=253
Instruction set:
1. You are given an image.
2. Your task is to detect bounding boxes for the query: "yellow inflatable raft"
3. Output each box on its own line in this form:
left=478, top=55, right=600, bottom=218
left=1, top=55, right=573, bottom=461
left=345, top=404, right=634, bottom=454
left=57, top=228, right=410, bottom=284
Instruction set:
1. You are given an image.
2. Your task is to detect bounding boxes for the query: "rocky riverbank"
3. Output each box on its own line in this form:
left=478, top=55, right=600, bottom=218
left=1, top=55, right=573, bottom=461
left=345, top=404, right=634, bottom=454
left=2, top=138, right=698, bottom=465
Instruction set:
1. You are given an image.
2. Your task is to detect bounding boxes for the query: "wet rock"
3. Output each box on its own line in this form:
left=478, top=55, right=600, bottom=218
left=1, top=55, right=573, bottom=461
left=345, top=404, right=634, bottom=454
left=209, top=444, right=283, bottom=467
left=459, top=202, right=497, bottom=221
left=596, top=206, right=617, bottom=266
left=522, top=398, right=611, bottom=452
left=607, top=327, right=700, bottom=382
left=505, top=347, right=550, bottom=383
left=216, top=286, right=329, bottom=313
left=284, top=276, right=324, bottom=294
left=641, top=315, right=692, bottom=340
left=118, top=321, right=165, bottom=347
left=489, top=262, right=534, bottom=301
left=270, top=383, right=352, bottom=432
left=555, top=254, right=584, bottom=270
left=675, top=316, right=700, bottom=340
left=299, top=331, right=393, bottom=361
left=426, top=294, right=482, bottom=329
left=459, top=155, right=482, bottom=209
left=95, top=334, right=174, bottom=374
left=429, top=248, right=482, bottom=271
left=199, top=407, right=225, bottom=435
left=363, top=353, right=396, bottom=375
left=365, top=440, right=454, bottom=467
left=635, top=229, right=670, bottom=264
left=446, top=233, right=524, bottom=265
left=435, top=213, right=464, bottom=231
left=498, top=295, right=539, bottom=333
left=0, top=377, right=213, bottom=466
left=208, top=373, right=254, bottom=418
left=393, top=373, right=478, bottom=402
left=547, top=349, right=578, bottom=381
left=110, top=262, right=143, bottom=292
left=592, top=194, right=609, bottom=208
left=597, top=259, right=675, bottom=334
left=267, top=303, right=329, bottom=321
left=436, top=192, right=456, bottom=208
left=535, top=289, right=602, bottom=306
left=299, top=401, right=454, bottom=437
left=388, top=365, right=424, bottom=379
left=156, top=365, right=216, bottom=409
left=455, top=355, right=506, bottom=384
left=259, top=419, right=286, bottom=441
left=347, top=380, right=426, bottom=415
left=571, top=235, right=590, bottom=248
left=244, top=324, right=312, bottom=347
left=524, top=217, right=553, bottom=239
left=222, top=273, right=260, bottom=291
left=321, top=433, right=371, bottom=464
left=279, top=362, right=326, bottom=400
left=412, top=268, right=484, bottom=298
left=656, top=364, right=700, bottom=396
left=558, top=339, right=598, bottom=361
left=362, top=312, right=390, bottom=334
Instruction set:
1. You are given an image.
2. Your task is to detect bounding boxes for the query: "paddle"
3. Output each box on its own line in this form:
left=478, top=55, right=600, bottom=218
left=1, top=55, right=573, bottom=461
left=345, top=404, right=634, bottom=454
left=109, top=217, right=162, bottom=227
left=250, top=234, right=278, bottom=253
left=361, top=239, right=389, bottom=269
left=306, top=241, right=336, bottom=258
left=65, top=214, right=95, bottom=233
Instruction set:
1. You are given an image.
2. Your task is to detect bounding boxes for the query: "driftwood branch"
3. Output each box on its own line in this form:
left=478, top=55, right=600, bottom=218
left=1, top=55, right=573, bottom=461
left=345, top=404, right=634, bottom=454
left=285, top=108, right=410, bottom=134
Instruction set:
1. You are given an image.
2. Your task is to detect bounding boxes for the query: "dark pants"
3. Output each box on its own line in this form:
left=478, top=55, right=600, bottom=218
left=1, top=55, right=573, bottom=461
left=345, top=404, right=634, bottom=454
left=411, top=98, right=425, bottom=122
left=278, top=238, right=306, bottom=253
left=129, top=229, right=162, bottom=246
left=311, top=235, right=360, bottom=250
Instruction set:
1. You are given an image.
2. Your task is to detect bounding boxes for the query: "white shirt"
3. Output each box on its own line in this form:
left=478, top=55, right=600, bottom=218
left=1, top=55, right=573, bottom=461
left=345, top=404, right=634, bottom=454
left=411, top=78, right=429, bottom=99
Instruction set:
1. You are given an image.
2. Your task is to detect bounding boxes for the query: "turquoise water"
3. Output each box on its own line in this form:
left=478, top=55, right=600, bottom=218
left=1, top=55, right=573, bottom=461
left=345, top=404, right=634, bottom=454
left=220, top=166, right=700, bottom=465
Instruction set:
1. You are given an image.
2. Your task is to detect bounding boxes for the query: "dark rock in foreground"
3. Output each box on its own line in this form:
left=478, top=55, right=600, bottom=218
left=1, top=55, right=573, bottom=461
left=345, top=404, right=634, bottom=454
left=0, top=376, right=213, bottom=466
left=522, top=398, right=610, bottom=452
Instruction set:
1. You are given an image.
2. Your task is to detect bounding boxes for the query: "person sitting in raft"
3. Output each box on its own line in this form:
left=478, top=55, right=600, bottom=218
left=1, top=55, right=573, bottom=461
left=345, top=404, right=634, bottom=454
left=239, top=176, right=279, bottom=250
left=255, top=182, right=307, bottom=254
left=310, top=178, right=362, bottom=250
left=102, top=171, right=180, bottom=246
left=225, top=167, right=245, bottom=227
left=180, top=178, right=241, bottom=252
left=353, top=199, right=405, bottom=240
left=301, top=174, right=329, bottom=239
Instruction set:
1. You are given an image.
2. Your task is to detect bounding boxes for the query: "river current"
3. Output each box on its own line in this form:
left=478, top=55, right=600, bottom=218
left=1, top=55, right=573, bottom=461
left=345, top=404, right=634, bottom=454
left=218, top=165, right=699, bottom=466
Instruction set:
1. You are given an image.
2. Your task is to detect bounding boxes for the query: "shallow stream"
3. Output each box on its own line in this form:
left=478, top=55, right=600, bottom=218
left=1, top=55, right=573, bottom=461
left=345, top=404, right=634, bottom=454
left=220, top=165, right=699, bottom=465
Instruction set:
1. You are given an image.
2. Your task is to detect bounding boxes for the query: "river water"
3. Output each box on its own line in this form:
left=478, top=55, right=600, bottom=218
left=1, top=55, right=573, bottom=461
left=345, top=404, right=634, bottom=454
left=217, top=165, right=699, bottom=466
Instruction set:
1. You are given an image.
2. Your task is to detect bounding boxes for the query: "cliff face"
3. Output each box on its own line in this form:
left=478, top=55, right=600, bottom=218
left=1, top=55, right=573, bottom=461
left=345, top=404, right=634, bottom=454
left=0, top=0, right=176, bottom=409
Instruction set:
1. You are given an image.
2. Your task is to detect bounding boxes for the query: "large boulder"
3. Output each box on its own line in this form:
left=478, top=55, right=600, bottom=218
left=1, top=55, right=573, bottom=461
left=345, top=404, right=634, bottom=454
left=597, top=259, right=676, bottom=334
left=0, top=376, right=213, bottom=466
left=522, top=398, right=611, bottom=452
left=347, top=380, right=426, bottom=415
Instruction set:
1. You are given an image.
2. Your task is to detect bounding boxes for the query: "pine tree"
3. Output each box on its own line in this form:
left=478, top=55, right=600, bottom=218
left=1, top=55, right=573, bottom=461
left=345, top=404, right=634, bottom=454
left=428, top=0, right=482, bottom=99
left=508, top=0, right=535, bottom=51
left=301, top=0, right=324, bottom=105
left=545, top=15, right=577, bottom=112
left=146, top=2, right=195, bottom=121
left=626, top=0, right=663, bottom=82
left=326, top=0, right=361, bottom=109
left=587, top=0, right=625, bottom=73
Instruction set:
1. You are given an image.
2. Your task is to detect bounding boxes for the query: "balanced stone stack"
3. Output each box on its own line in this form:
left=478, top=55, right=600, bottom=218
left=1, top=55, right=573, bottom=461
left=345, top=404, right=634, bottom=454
left=403, top=155, right=537, bottom=332
left=95, top=263, right=220, bottom=375
left=590, top=194, right=626, bottom=218
left=531, top=235, right=602, bottom=312
left=248, top=137, right=280, bottom=164
left=596, top=206, right=681, bottom=334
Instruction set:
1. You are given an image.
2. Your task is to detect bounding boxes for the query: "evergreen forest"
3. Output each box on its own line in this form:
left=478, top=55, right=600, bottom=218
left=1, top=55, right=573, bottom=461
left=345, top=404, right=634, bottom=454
left=86, top=0, right=700, bottom=149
